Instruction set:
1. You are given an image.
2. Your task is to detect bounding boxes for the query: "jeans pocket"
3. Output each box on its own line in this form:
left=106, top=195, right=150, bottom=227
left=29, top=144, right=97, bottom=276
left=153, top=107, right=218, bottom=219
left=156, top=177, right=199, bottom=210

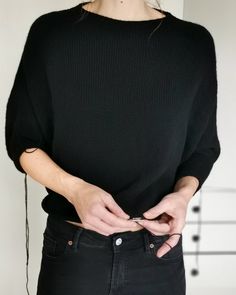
left=150, top=234, right=183, bottom=263
left=42, top=227, right=74, bottom=259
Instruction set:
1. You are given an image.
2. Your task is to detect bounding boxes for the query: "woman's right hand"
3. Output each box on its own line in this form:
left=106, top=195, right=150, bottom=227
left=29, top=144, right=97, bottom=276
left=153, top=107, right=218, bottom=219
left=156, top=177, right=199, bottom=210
left=68, top=180, right=139, bottom=236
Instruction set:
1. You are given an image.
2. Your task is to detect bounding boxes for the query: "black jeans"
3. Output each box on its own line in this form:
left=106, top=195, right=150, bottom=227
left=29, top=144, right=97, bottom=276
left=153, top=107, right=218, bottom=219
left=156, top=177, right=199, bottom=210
left=36, top=214, right=186, bottom=295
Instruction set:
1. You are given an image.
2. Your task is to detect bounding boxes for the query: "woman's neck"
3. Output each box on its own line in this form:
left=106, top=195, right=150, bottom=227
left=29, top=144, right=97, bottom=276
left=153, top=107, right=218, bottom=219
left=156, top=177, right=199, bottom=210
left=82, top=0, right=165, bottom=21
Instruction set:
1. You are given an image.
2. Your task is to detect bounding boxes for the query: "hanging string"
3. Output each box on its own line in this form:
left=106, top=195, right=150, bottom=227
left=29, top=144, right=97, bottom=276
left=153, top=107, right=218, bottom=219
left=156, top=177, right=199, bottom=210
left=147, top=1, right=166, bottom=41
left=22, top=148, right=40, bottom=295
left=22, top=147, right=41, bottom=295
left=24, top=172, right=30, bottom=295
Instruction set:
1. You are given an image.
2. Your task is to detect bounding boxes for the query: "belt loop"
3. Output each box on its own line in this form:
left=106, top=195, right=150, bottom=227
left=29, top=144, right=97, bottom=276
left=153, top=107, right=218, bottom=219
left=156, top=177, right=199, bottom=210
left=72, top=228, right=84, bottom=252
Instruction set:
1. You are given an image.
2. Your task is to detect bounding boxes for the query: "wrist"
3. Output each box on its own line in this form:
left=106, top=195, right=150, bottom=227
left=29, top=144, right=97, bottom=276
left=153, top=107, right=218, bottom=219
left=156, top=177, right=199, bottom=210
left=59, top=173, right=86, bottom=204
left=173, top=176, right=199, bottom=204
left=175, top=186, right=195, bottom=204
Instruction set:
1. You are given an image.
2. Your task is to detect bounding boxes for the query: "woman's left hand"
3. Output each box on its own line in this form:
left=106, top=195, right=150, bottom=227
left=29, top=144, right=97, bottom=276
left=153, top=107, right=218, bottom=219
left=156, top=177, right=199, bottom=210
left=136, top=191, right=191, bottom=258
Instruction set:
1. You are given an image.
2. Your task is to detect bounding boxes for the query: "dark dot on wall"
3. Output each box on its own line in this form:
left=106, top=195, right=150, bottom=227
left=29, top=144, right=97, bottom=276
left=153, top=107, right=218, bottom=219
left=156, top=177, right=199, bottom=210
left=192, top=235, right=200, bottom=242
left=192, top=206, right=200, bottom=213
left=191, top=269, right=199, bottom=276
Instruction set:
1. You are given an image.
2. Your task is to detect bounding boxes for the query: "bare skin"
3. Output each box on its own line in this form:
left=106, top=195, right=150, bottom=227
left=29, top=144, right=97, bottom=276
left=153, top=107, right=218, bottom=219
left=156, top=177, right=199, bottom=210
left=82, top=0, right=166, bottom=22
left=65, top=220, right=144, bottom=232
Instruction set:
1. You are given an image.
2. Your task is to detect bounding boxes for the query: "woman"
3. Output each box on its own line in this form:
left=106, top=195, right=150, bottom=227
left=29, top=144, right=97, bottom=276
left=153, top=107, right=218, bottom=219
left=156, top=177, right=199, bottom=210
left=5, top=0, right=221, bottom=294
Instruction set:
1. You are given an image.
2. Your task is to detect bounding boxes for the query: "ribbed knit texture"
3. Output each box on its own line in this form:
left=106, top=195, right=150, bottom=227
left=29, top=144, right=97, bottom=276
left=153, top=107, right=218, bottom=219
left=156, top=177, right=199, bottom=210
left=5, top=2, right=221, bottom=222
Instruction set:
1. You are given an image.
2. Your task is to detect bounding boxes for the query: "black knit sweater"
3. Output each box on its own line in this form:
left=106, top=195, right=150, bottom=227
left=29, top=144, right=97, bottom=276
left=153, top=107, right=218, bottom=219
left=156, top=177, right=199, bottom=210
left=5, top=2, right=221, bottom=222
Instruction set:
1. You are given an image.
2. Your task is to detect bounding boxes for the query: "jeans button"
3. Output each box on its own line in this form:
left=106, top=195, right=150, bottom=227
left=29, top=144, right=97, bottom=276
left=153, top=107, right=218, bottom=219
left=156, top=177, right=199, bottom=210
left=115, top=237, right=122, bottom=246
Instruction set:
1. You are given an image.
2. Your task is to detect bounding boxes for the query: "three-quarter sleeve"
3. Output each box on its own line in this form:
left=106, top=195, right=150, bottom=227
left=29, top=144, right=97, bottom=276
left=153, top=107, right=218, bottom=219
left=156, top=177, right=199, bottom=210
left=174, top=29, right=221, bottom=195
left=5, top=16, right=53, bottom=174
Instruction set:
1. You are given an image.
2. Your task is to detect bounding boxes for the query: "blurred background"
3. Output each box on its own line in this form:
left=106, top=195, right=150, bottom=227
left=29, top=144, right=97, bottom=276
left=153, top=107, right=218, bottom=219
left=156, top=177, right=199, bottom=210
left=0, top=0, right=235, bottom=294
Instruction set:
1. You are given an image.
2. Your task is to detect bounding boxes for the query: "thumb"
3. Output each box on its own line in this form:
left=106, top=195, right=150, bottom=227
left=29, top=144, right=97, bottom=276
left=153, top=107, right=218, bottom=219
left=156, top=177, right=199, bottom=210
left=105, top=196, right=130, bottom=219
left=143, top=202, right=166, bottom=219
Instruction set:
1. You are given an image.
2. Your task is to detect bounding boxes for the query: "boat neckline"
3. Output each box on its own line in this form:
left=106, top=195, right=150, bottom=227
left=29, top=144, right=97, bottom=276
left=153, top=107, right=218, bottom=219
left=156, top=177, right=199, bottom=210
left=79, top=1, right=171, bottom=24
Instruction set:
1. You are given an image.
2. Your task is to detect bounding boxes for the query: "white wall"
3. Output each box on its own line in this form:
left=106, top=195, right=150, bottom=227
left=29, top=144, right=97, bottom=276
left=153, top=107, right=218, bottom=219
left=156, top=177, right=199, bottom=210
left=183, top=0, right=236, bottom=294
left=0, top=1, right=184, bottom=294
left=149, top=0, right=184, bottom=17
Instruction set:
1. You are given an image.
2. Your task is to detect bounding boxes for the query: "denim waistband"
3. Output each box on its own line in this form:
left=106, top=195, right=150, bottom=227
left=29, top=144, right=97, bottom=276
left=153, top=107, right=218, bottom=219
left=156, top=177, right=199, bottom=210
left=46, top=214, right=159, bottom=253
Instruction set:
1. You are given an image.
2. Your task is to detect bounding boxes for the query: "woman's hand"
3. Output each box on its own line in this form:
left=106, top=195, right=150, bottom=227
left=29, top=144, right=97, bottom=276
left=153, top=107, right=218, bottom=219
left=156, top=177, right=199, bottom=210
left=136, top=191, right=191, bottom=257
left=69, top=180, right=139, bottom=236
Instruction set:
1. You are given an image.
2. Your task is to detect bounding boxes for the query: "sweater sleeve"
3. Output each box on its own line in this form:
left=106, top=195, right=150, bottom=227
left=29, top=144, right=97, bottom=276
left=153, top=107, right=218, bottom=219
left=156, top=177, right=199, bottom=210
left=174, top=29, right=221, bottom=195
left=5, top=15, right=53, bottom=174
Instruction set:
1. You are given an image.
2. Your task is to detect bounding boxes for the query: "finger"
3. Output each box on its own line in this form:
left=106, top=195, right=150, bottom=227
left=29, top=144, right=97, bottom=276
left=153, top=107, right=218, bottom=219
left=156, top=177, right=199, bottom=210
left=104, top=195, right=130, bottom=219
left=83, top=219, right=110, bottom=236
left=150, top=231, right=168, bottom=236
left=99, top=207, right=138, bottom=229
left=156, top=233, right=181, bottom=258
left=134, top=218, right=166, bottom=235
left=84, top=217, right=128, bottom=236
left=171, top=218, right=185, bottom=234
left=143, top=202, right=168, bottom=219
left=136, top=219, right=170, bottom=234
